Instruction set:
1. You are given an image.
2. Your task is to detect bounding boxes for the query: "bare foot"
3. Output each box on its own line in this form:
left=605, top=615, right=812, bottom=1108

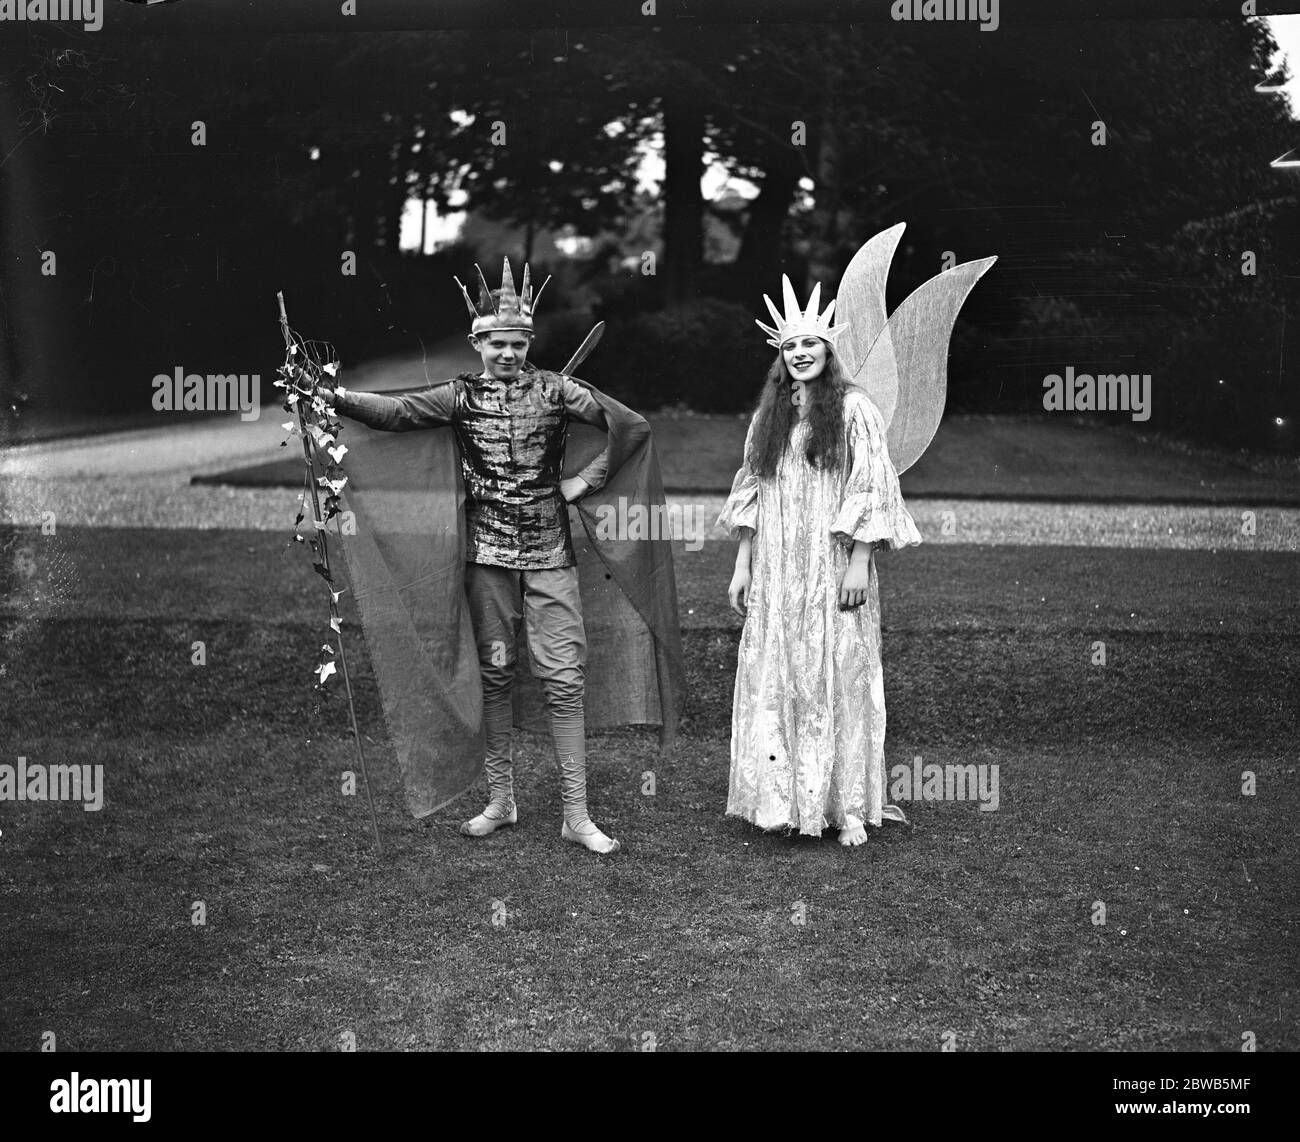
left=561, top=819, right=621, bottom=854
left=838, top=814, right=868, bottom=846
left=460, top=801, right=517, bottom=837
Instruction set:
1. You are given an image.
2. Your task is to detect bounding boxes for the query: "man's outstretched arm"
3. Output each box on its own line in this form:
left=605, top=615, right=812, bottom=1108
left=324, top=379, right=457, bottom=432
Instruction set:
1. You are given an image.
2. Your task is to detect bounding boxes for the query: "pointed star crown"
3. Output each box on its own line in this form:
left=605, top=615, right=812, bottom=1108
left=454, top=257, right=551, bottom=335
left=755, top=274, right=850, bottom=350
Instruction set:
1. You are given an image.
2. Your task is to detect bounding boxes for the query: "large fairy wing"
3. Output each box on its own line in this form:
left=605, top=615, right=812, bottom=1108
left=837, top=223, right=907, bottom=425
left=866, top=255, right=998, bottom=474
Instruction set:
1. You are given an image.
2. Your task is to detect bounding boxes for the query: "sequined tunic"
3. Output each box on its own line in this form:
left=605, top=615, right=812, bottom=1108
left=336, top=369, right=608, bottom=570
left=716, top=390, right=922, bottom=833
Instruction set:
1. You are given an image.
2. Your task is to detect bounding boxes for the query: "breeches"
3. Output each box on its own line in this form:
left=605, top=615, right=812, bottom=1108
left=463, top=562, right=587, bottom=714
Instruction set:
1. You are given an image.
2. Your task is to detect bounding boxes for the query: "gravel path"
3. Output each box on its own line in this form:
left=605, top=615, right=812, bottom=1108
left=3, top=382, right=1297, bottom=551
left=1, top=472, right=1295, bottom=551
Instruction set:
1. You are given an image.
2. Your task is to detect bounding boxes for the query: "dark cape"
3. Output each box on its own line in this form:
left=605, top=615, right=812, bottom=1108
left=331, top=368, right=685, bottom=818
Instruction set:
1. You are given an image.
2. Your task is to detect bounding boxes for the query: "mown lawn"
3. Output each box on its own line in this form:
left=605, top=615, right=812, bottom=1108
left=0, top=525, right=1296, bottom=1050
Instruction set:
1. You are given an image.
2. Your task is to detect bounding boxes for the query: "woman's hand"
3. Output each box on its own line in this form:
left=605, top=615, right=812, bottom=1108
left=838, top=558, right=871, bottom=609
left=729, top=529, right=754, bottom=616
left=728, top=565, right=751, bottom=616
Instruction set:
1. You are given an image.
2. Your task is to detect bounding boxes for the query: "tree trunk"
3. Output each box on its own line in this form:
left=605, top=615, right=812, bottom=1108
left=734, top=151, right=802, bottom=284
left=0, top=68, right=77, bottom=413
left=349, top=143, right=393, bottom=254
left=661, top=92, right=704, bottom=306
left=384, top=141, right=406, bottom=255
left=807, top=67, right=851, bottom=294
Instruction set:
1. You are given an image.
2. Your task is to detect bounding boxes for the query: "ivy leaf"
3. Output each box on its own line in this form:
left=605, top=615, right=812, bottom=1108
left=312, top=561, right=332, bottom=582
left=329, top=616, right=341, bottom=632
left=323, top=361, right=340, bottom=377
left=327, top=443, right=348, bottom=464
left=315, top=660, right=337, bottom=685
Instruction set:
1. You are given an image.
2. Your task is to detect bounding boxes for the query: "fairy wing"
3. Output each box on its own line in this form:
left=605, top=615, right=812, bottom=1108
left=836, top=223, right=907, bottom=427
left=839, top=225, right=997, bottom=474
left=870, top=256, right=997, bottom=473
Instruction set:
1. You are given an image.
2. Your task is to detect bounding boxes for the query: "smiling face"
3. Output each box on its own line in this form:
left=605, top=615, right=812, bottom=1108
left=469, top=329, right=532, bottom=381
left=781, top=335, right=828, bottom=382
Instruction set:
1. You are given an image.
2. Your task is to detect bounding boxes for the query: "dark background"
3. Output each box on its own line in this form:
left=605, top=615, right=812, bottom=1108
left=1, top=0, right=1297, bottom=446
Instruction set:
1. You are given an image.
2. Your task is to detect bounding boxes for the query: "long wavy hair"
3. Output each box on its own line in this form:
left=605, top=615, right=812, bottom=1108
left=747, top=346, right=851, bottom=478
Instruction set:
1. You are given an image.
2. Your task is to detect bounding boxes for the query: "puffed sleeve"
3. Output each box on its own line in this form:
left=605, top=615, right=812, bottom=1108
left=716, top=415, right=760, bottom=537
left=830, top=393, right=922, bottom=551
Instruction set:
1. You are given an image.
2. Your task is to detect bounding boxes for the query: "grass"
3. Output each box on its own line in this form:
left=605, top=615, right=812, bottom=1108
left=0, top=525, right=1296, bottom=1050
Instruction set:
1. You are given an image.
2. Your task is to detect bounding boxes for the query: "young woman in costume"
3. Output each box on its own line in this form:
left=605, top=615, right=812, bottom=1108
left=719, top=275, right=921, bottom=845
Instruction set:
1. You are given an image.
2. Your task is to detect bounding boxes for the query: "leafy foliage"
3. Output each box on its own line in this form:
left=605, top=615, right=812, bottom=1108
left=272, top=317, right=348, bottom=689
left=571, top=299, right=774, bottom=413
left=2, top=18, right=1294, bottom=444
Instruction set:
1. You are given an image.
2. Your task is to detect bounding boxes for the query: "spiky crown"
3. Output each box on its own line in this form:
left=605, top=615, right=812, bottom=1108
left=454, top=257, right=551, bottom=335
left=755, top=274, right=850, bottom=350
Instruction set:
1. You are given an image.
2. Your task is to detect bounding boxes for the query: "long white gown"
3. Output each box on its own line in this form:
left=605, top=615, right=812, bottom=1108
left=717, top=389, right=922, bottom=834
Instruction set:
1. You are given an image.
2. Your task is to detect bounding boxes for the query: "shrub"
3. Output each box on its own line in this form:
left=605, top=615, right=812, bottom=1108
left=567, top=298, right=772, bottom=413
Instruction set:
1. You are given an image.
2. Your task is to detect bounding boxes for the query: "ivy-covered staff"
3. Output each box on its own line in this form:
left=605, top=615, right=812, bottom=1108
left=275, top=291, right=383, bottom=856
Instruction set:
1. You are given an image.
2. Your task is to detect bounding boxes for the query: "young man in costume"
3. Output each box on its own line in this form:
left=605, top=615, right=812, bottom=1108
left=323, top=259, right=680, bottom=855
